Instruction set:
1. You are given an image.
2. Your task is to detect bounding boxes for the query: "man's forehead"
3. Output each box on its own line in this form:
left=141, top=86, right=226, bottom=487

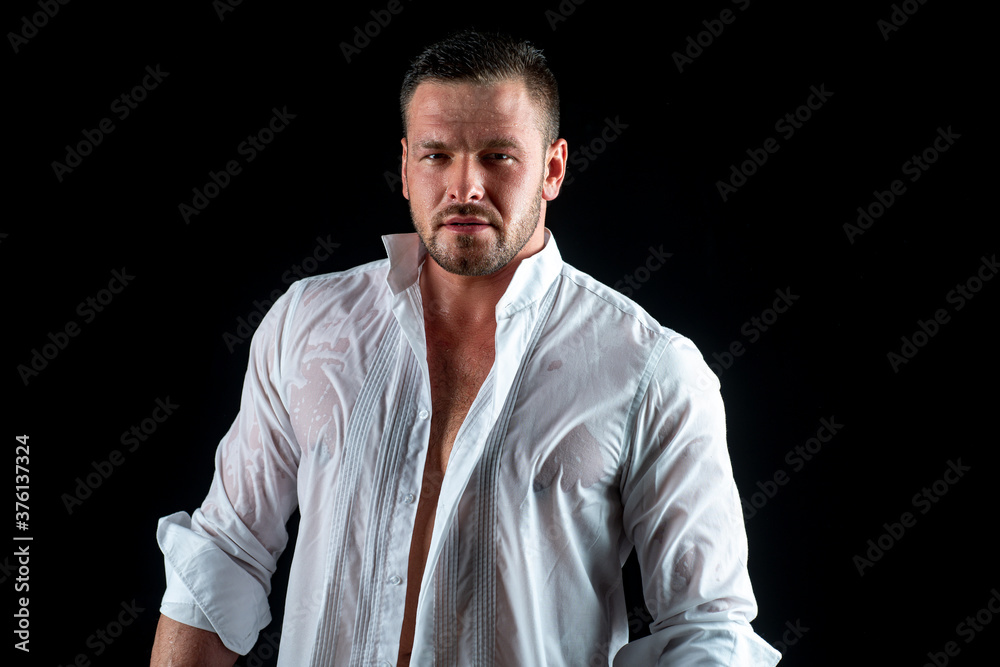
left=407, top=79, right=541, bottom=138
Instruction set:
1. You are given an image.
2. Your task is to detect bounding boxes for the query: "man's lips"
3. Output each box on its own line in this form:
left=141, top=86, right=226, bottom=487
left=443, top=217, right=492, bottom=227
left=441, top=216, right=494, bottom=233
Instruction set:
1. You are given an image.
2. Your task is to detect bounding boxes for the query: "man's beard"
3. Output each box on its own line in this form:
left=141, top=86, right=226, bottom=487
left=411, top=183, right=543, bottom=277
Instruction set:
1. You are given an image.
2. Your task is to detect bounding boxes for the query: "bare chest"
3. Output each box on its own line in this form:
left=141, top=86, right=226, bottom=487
left=395, top=333, right=493, bottom=665
left=424, top=339, right=494, bottom=472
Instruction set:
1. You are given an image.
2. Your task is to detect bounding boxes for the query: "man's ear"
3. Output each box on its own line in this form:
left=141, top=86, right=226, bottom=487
left=400, top=137, right=409, bottom=200
left=542, top=138, right=568, bottom=202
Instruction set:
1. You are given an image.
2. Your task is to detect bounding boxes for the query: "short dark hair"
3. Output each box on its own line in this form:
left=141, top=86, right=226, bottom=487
left=400, top=29, right=560, bottom=145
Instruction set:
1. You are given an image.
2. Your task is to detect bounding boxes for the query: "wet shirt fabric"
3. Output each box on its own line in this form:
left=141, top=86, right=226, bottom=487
left=156, top=230, right=781, bottom=666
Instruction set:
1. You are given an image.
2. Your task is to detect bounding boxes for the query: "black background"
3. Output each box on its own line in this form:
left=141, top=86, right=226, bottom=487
left=5, top=0, right=996, bottom=665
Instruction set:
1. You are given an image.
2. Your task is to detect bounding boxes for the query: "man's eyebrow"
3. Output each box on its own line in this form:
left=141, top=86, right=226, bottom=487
left=481, top=137, right=521, bottom=150
left=414, top=137, right=523, bottom=151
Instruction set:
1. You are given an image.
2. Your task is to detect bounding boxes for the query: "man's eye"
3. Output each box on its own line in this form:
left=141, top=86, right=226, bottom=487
left=424, top=153, right=447, bottom=160
left=484, top=153, right=513, bottom=161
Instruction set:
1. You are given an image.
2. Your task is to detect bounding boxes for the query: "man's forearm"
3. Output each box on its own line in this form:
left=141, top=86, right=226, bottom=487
left=150, top=614, right=239, bottom=667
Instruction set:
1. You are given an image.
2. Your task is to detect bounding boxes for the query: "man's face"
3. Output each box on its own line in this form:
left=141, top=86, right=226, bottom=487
left=401, top=79, right=563, bottom=276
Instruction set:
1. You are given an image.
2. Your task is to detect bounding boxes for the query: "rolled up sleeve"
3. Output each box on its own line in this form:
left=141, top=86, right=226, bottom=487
left=156, top=286, right=302, bottom=655
left=616, top=333, right=781, bottom=666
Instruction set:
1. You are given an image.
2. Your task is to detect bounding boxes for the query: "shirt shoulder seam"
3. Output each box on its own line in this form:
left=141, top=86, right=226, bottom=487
left=557, top=266, right=665, bottom=339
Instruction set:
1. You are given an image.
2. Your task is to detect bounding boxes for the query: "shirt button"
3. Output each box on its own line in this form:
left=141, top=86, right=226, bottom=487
left=388, top=575, right=402, bottom=585
left=403, top=493, right=416, bottom=504
left=417, top=409, right=429, bottom=420
left=381, top=662, right=393, bottom=667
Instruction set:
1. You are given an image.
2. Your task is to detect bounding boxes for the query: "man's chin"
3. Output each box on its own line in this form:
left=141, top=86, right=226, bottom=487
left=431, top=253, right=500, bottom=277
left=422, top=234, right=491, bottom=274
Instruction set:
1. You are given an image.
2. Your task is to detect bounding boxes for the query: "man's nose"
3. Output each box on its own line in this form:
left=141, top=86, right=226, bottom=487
left=446, top=156, right=484, bottom=202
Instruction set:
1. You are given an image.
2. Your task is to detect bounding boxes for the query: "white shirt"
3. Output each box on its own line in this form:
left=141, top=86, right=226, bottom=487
left=157, top=230, right=781, bottom=666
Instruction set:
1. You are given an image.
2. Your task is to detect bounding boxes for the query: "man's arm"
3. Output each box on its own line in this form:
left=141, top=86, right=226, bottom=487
left=616, top=333, right=780, bottom=666
left=152, top=284, right=303, bottom=659
left=150, top=614, right=238, bottom=667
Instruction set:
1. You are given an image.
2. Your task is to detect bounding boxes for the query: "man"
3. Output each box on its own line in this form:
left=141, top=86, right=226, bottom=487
left=150, top=30, right=781, bottom=666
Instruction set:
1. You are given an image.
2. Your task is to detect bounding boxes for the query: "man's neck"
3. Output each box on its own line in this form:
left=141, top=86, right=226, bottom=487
left=419, top=258, right=519, bottom=333
left=418, top=224, right=548, bottom=332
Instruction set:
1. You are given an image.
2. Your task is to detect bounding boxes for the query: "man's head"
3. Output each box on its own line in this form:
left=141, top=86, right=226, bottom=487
left=399, top=30, right=567, bottom=277
left=400, top=29, right=560, bottom=146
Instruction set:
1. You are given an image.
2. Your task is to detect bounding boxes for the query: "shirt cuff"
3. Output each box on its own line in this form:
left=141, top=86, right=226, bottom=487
left=160, top=562, right=216, bottom=633
left=614, top=621, right=782, bottom=666
left=156, top=511, right=272, bottom=655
